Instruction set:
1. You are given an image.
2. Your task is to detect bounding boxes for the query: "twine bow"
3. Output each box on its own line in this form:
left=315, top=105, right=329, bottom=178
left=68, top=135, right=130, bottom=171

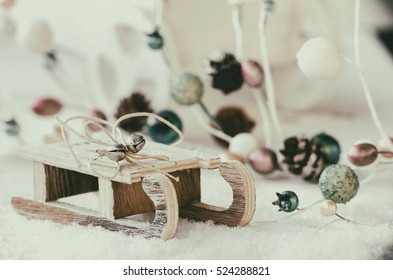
left=57, top=112, right=184, bottom=181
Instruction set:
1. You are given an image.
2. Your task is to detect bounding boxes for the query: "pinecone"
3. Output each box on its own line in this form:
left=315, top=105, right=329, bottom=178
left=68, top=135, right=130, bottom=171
left=280, top=136, right=325, bottom=182
left=204, top=50, right=243, bottom=95
left=114, top=92, right=153, bottom=133
left=213, top=106, right=255, bottom=147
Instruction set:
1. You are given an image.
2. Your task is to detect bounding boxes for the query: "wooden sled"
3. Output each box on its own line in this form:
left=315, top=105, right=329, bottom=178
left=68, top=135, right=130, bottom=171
left=12, top=141, right=256, bottom=240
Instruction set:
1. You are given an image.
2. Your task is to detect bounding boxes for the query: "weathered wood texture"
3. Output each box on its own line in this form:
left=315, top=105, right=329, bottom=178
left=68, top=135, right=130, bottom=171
left=179, top=160, right=256, bottom=227
left=14, top=141, right=256, bottom=239
left=12, top=174, right=179, bottom=240
left=15, top=141, right=221, bottom=184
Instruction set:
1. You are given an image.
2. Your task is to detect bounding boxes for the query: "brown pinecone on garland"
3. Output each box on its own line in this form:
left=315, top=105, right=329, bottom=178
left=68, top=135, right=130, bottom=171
left=114, top=92, right=153, bottom=133
left=280, top=136, right=325, bottom=182
left=213, top=106, right=255, bottom=147
left=204, top=50, right=243, bottom=95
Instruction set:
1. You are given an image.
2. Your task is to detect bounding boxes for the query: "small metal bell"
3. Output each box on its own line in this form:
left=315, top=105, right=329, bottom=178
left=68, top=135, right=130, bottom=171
left=126, top=134, right=146, bottom=153
left=105, top=143, right=128, bottom=162
left=348, top=143, right=378, bottom=166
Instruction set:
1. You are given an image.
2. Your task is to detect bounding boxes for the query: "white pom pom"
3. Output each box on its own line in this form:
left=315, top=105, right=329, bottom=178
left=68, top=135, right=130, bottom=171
left=16, top=19, right=53, bottom=53
left=296, top=37, right=342, bottom=80
left=229, top=133, right=260, bottom=160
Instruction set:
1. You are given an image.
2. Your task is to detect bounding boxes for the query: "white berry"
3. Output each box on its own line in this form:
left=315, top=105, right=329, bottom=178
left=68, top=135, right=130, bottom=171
left=229, top=133, right=259, bottom=160
left=296, top=37, right=342, bottom=80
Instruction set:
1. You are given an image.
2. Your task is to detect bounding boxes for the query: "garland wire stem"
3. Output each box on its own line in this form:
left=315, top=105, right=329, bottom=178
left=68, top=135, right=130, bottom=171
left=252, top=198, right=324, bottom=226
left=258, top=4, right=284, bottom=144
left=155, top=0, right=163, bottom=27
left=232, top=5, right=244, bottom=60
left=249, top=87, right=272, bottom=147
left=57, top=44, right=87, bottom=62
left=231, top=2, right=272, bottom=146
left=353, top=0, right=392, bottom=149
left=197, top=101, right=222, bottom=130
left=191, top=106, right=233, bottom=143
left=315, top=215, right=374, bottom=231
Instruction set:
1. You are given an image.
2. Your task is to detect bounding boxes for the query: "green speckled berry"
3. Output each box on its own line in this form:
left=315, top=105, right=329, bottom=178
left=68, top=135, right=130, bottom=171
left=147, top=30, right=164, bottom=50
left=171, top=73, right=204, bottom=105
left=4, top=118, right=20, bottom=136
left=312, top=132, right=340, bottom=164
left=147, top=109, right=182, bottom=145
left=319, top=164, right=359, bottom=204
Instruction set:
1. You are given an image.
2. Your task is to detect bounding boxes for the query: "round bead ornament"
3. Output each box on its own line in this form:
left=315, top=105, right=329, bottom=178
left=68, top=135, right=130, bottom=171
left=171, top=72, right=222, bottom=132
left=296, top=37, right=342, bottom=80
left=272, top=191, right=299, bottom=213
left=1, top=0, right=15, bottom=9
left=4, top=118, right=20, bottom=136
left=32, top=98, right=63, bottom=116
left=348, top=143, right=378, bottom=166
left=147, top=29, right=164, bottom=50
left=320, top=200, right=337, bottom=217
left=319, top=164, right=359, bottom=204
left=16, top=19, right=53, bottom=53
left=203, top=50, right=243, bottom=94
left=147, top=109, right=182, bottom=145
left=228, top=133, right=259, bottom=160
left=171, top=73, right=204, bottom=106
left=241, top=60, right=264, bottom=88
left=248, top=147, right=279, bottom=175
left=262, top=0, right=275, bottom=12
left=44, top=50, right=57, bottom=70
left=312, top=132, right=340, bottom=165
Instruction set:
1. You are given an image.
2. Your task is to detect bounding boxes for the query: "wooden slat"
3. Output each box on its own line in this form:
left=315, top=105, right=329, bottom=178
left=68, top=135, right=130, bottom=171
left=98, top=178, right=114, bottom=219
left=112, top=180, right=155, bottom=218
left=14, top=142, right=220, bottom=184
left=12, top=174, right=179, bottom=240
left=179, top=160, right=256, bottom=227
left=172, top=168, right=201, bottom=207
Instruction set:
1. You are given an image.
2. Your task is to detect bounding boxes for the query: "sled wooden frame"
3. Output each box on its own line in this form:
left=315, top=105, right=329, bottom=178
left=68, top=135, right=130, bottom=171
left=12, top=141, right=256, bottom=240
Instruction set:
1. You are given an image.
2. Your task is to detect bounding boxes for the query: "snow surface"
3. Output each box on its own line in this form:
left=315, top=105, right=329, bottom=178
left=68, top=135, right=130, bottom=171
left=1, top=128, right=393, bottom=260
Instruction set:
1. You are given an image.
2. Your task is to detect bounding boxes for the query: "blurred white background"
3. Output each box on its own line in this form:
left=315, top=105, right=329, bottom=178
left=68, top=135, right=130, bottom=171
left=1, top=0, right=393, bottom=260
left=1, top=0, right=393, bottom=149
